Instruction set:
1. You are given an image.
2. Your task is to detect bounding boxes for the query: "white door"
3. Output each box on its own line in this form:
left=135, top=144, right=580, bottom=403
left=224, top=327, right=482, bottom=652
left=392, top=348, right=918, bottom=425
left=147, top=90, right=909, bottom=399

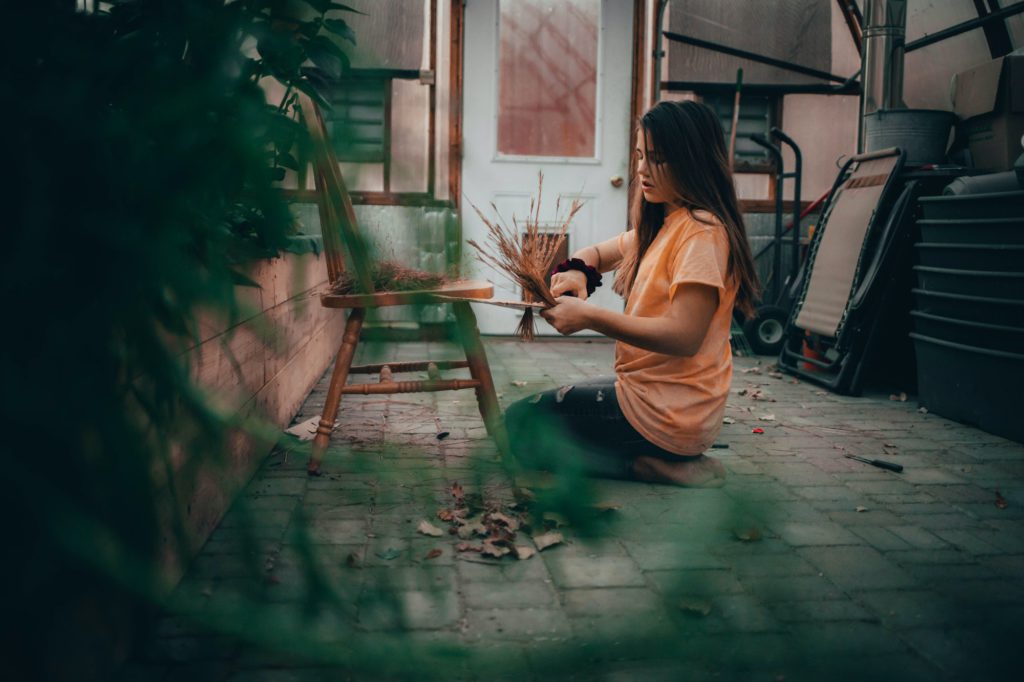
left=462, top=0, right=634, bottom=335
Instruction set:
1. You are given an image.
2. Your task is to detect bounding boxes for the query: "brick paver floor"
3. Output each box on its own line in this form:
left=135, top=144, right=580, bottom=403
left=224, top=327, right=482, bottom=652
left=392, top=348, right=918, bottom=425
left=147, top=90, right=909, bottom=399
left=128, top=338, right=1024, bottom=681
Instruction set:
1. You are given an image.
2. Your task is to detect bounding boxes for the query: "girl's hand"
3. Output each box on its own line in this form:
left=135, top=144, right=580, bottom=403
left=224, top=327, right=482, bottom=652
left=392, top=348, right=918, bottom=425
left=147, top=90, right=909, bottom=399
left=549, top=270, right=589, bottom=301
left=540, top=296, right=593, bottom=335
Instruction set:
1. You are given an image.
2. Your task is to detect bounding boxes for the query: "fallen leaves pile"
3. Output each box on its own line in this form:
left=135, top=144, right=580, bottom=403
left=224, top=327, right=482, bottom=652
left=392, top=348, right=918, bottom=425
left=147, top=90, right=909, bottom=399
left=416, top=482, right=565, bottom=561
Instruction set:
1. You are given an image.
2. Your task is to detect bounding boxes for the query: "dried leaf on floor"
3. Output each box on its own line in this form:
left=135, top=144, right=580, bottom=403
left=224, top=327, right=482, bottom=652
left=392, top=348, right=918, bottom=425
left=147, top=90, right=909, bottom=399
left=529, top=394, right=543, bottom=404
left=456, top=521, right=487, bottom=540
left=457, top=542, right=482, bottom=553
left=555, top=385, right=574, bottom=403
left=513, top=545, right=536, bottom=560
left=678, top=597, right=712, bottom=617
left=739, top=388, right=776, bottom=402
left=424, top=549, right=443, bottom=560
left=768, top=371, right=784, bottom=379
left=889, top=392, right=908, bottom=402
left=855, top=506, right=869, bottom=513
left=417, top=520, right=444, bottom=537
left=723, top=417, right=736, bottom=424
left=450, top=481, right=465, bottom=507
left=758, top=414, right=776, bottom=422
left=480, top=541, right=511, bottom=558
left=283, top=415, right=332, bottom=442
left=996, top=490, right=1009, bottom=510
left=533, top=531, right=564, bottom=551
left=513, top=487, right=536, bottom=506
left=456, top=512, right=483, bottom=527
left=437, top=509, right=456, bottom=522
left=488, top=511, right=520, bottom=531
left=741, top=366, right=762, bottom=374
left=734, top=527, right=762, bottom=542
left=512, top=380, right=528, bottom=387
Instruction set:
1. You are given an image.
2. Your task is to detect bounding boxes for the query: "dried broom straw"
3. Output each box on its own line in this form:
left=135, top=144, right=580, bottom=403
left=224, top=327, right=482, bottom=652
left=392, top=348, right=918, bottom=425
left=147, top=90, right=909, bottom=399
left=329, top=259, right=448, bottom=295
left=467, top=173, right=584, bottom=340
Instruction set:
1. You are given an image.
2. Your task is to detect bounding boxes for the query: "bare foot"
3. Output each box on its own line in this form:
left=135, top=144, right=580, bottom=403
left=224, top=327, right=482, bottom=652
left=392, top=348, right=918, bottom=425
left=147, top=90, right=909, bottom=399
left=631, top=454, right=727, bottom=487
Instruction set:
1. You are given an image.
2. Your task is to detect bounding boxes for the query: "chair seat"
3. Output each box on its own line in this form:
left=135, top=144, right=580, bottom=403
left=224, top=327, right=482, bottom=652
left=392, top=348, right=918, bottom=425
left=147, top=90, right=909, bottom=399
left=320, top=279, right=495, bottom=309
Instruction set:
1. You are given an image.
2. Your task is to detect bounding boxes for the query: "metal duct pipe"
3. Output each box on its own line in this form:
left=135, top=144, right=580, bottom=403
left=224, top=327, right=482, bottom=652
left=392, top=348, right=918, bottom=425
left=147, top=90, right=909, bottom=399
left=859, top=0, right=907, bottom=150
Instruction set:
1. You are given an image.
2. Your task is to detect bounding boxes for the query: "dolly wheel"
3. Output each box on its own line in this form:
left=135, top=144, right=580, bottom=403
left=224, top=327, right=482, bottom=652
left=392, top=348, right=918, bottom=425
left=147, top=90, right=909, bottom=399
left=743, top=305, right=789, bottom=356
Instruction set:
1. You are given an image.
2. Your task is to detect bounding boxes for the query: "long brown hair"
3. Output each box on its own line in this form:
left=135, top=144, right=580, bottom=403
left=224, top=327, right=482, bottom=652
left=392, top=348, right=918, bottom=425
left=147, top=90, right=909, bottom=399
left=613, top=100, right=760, bottom=317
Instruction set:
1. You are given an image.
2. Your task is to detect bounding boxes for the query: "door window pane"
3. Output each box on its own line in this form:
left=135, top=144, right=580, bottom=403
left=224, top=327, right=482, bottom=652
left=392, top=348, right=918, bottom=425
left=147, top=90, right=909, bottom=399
left=497, top=0, right=599, bottom=158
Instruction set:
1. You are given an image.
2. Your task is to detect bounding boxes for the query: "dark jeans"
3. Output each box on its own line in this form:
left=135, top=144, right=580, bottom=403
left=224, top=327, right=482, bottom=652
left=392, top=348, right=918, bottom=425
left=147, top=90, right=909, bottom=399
left=503, top=377, right=690, bottom=479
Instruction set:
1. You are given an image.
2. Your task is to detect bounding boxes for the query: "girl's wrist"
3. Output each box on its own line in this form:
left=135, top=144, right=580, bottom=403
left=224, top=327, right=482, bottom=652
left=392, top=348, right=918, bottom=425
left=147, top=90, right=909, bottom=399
left=552, top=258, right=602, bottom=295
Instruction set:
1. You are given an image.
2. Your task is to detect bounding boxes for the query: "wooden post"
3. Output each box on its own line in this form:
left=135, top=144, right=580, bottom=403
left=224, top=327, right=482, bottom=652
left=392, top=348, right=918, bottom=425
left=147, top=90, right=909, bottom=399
left=728, top=68, right=743, bottom=172
left=309, top=307, right=365, bottom=475
left=452, top=301, right=510, bottom=458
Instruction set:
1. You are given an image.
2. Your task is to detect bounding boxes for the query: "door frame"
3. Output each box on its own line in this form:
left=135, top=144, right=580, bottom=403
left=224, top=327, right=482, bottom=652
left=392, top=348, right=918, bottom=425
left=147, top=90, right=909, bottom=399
left=449, top=0, right=645, bottom=213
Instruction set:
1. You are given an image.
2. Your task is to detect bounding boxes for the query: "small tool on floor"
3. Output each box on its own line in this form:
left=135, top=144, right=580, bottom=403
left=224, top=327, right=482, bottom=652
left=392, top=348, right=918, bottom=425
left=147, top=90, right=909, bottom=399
left=844, top=454, right=903, bottom=473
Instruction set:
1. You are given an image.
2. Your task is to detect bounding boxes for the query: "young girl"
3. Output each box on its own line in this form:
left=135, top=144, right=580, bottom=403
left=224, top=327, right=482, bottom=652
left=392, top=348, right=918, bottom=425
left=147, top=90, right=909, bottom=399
left=503, top=100, right=760, bottom=487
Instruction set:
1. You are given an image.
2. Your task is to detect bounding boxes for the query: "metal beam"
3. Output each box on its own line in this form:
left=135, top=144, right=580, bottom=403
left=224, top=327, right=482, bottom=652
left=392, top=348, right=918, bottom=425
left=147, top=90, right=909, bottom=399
left=662, top=30, right=849, bottom=84
left=836, top=0, right=864, bottom=55
left=660, top=81, right=861, bottom=96
left=974, top=0, right=1015, bottom=58
left=905, top=1, right=1024, bottom=52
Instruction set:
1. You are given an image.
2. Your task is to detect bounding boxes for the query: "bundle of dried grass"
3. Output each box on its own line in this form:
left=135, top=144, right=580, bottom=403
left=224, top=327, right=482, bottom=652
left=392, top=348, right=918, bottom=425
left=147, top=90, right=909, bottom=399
left=468, top=174, right=584, bottom=340
left=329, top=260, right=449, bottom=295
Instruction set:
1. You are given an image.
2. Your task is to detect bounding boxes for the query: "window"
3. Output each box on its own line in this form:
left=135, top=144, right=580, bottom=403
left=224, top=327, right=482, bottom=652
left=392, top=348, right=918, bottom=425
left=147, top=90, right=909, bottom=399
left=305, top=0, right=441, bottom=205
left=324, top=75, right=388, bottom=163
left=497, top=0, right=600, bottom=158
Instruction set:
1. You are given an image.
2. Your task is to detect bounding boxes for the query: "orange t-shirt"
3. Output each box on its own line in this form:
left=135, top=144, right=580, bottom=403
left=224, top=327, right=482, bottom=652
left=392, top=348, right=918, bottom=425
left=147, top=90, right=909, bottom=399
left=614, top=207, right=737, bottom=456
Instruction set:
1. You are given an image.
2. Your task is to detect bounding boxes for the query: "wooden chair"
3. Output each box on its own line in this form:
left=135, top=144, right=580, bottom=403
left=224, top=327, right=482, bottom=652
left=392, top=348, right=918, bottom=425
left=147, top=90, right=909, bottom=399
left=296, top=94, right=508, bottom=475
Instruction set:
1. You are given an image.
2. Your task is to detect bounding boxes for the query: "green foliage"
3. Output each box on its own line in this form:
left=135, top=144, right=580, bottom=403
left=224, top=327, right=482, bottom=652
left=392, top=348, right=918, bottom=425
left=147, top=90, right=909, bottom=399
left=0, top=1, right=354, bottom=678
left=0, top=3, right=750, bottom=680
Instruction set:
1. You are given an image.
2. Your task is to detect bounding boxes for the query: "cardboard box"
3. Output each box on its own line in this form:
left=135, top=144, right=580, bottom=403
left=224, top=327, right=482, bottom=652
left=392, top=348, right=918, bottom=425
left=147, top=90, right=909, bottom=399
left=951, top=54, right=1024, bottom=171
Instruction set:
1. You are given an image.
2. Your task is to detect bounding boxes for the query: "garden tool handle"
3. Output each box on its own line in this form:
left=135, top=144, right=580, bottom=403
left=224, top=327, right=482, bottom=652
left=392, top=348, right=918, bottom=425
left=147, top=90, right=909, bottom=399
left=870, top=458, right=904, bottom=473
left=845, top=453, right=904, bottom=473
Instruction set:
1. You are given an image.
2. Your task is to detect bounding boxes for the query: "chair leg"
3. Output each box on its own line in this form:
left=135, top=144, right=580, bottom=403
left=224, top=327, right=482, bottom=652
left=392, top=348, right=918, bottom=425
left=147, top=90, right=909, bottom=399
left=309, top=308, right=366, bottom=476
left=452, top=301, right=510, bottom=458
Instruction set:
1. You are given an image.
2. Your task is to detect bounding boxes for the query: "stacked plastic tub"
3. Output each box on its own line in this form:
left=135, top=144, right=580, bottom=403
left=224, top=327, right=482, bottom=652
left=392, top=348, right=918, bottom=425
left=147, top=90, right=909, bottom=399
left=912, top=185, right=1024, bottom=442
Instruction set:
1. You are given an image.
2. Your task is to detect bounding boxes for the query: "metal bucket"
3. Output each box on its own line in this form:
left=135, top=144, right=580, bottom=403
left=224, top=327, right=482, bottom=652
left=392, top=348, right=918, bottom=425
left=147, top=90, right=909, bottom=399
left=864, top=109, right=955, bottom=165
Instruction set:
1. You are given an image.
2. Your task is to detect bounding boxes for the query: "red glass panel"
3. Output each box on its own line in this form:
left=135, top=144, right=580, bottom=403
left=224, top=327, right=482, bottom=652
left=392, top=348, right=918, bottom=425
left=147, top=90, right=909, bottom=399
left=497, top=0, right=599, bottom=158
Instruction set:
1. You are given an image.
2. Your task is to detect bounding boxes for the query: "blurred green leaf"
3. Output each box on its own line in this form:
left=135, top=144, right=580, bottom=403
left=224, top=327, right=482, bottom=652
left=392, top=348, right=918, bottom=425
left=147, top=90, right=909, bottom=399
left=323, top=18, right=356, bottom=45
left=293, top=75, right=332, bottom=109
left=277, top=151, right=300, bottom=170
left=326, top=2, right=366, bottom=14
left=304, top=34, right=350, bottom=79
left=229, top=270, right=262, bottom=288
